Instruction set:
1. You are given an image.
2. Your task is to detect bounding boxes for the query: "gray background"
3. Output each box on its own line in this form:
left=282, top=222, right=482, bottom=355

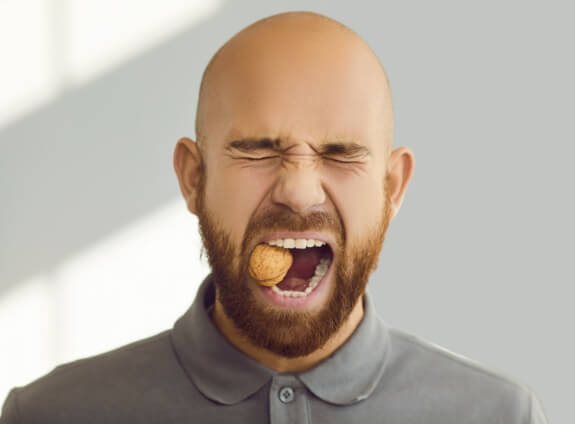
left=1, top=0, right=572, bottom=422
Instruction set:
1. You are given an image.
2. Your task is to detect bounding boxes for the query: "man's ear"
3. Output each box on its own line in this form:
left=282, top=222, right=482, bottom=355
left=174, top=137, right=203, bottom=215
left=386, top=147, right=415, bottom=219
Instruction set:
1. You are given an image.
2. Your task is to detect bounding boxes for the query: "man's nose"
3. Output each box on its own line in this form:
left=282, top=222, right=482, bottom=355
left=271, top=161, right=326, bottom=214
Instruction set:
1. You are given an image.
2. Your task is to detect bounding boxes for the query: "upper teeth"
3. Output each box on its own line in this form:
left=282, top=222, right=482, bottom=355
left=266, top=238, right=326, bottom=249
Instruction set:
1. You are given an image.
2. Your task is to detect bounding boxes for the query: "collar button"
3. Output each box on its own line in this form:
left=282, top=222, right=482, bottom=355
left=279, top=386, right=295, bottom=403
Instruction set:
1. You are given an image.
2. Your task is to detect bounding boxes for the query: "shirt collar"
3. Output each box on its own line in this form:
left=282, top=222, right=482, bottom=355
left=298, top=291, right=390, bottom=405
left=171, top=275, right=390, bottom=405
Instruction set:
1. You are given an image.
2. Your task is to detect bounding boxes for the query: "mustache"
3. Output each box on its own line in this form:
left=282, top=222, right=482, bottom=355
left=241, top=208, right=345, bottom=252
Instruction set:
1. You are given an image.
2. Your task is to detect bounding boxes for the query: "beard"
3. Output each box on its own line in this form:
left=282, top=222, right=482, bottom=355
left=196, top=172, right=392, bottom=358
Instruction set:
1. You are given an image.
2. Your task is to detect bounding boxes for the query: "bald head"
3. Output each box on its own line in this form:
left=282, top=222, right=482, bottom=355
left=174, top=12, right=415, bottom=365
left=195, top=11, right=393, bottom=161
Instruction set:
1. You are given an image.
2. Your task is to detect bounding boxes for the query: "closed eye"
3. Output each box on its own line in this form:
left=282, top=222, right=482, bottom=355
left=238, top=155, right=279, bottom=161
left=323, top=156, right=365, bottom=165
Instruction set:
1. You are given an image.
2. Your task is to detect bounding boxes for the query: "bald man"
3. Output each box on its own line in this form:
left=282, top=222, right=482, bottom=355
left=1, top=12, right=547, bottom=424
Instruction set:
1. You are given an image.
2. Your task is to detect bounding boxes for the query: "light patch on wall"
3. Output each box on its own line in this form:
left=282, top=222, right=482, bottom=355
left=0, top=199, right=209, bottom=403
left=0, top=0, right=57, bottom=126
left=64, top=0, right=223, bottom=84
left=0, top=275, right=55, bottom=404
left=56, top=199, right=210, bottom=362
left=0, top=0, right=222, bottom=129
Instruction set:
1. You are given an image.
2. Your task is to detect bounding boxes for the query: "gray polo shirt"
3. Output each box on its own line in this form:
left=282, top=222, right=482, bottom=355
left=1, top=276, right=547, bottom=423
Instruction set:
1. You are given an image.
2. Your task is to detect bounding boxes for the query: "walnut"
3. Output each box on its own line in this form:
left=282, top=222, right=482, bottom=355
left=249, top=244, right=293, bottom=287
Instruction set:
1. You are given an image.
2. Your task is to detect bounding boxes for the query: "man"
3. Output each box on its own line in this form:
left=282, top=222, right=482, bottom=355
left=1, top=11, right=547, bottom=424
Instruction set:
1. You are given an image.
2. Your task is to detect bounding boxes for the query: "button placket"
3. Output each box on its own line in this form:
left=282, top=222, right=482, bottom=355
left=269, top=376, right=309, bottom=424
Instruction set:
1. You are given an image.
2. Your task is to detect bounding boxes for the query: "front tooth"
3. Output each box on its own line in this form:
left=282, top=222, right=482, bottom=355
left=295, top=239, right=307, bottom=249
left=283, top=238, right=295, bottom=248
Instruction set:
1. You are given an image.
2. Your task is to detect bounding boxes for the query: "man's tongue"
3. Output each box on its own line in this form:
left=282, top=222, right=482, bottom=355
left=277, top=248, right=321, bottom=291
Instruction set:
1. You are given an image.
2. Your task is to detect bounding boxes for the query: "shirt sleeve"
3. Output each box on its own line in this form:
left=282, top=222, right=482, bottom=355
left=0, top=389, right=21, bottom=424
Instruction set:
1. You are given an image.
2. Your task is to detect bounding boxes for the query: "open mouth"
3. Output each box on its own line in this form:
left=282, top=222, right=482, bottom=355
left=261, top=238, right=333, bottom=298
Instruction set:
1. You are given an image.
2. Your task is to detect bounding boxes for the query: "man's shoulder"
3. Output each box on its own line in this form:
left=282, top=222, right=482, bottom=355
left=388, top=327, right=526, bottom=389
left=380, top=326, right=546, bottom=423
left=26, top=330, right=174, bottom=387
left=1, top=330, right=198, bottom=423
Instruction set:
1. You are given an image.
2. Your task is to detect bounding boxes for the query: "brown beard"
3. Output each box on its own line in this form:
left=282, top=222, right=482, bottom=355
left=195, top=171, right=392, bottom=357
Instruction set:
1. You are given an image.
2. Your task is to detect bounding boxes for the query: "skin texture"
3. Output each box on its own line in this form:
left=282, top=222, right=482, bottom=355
left=174, top=12, right=415, bottom=372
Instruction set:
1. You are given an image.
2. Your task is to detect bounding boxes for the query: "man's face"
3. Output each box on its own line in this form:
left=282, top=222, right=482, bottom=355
left=194, top=27, right=393, bottom=357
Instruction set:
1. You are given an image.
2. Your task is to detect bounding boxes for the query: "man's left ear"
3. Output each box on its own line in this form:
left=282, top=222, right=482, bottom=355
left=386, top=147, right=415, bottom=219
left=173, top=137, right=203, bottom=215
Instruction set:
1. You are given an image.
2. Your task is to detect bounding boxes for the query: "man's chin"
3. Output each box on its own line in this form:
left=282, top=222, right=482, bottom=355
left=216, top=268, right=359, bottom=358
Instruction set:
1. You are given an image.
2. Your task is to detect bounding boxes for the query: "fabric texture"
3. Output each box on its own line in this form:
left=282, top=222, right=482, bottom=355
left=1, top=275, right=547, bottom=423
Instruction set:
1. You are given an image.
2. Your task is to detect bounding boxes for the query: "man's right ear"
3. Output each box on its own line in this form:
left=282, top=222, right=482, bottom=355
left=173, top=137, right=203, bottom=215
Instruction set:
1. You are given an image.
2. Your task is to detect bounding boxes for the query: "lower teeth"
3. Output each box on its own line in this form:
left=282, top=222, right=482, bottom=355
left=271, top=258, right=331, bottom=298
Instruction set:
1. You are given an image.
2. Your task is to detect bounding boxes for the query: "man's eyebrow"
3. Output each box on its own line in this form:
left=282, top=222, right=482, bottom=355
left=315, top=142, right=371, bottom=157
left=225, top=138, right=370, bottom=157
left=225, top=138, right=283, bottom=152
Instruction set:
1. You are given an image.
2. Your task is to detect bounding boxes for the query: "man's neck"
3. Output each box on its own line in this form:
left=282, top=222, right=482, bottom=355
left=211, top=296, right=364, bottom=373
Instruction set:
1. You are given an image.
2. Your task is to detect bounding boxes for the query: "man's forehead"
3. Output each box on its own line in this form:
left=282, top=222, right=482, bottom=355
left=196, top=12, right=393, bottom=157
left=204, top=63, right=388, bottom=153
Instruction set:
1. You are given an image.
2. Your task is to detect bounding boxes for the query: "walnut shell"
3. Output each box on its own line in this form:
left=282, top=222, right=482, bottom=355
left=248, top=244, right=293, bottom=287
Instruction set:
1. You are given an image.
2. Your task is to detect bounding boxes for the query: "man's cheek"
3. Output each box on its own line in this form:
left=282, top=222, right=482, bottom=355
left=205, top=183, right=249, bottom=234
